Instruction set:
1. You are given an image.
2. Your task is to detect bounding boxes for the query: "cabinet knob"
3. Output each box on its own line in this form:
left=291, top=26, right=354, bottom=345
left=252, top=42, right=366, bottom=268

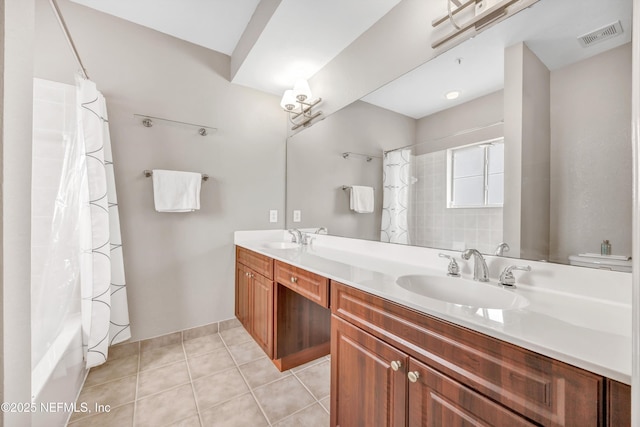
left=290, top=276, right=298, bottom=283
left=407, top=371, right=420, bottom=383
left=390, top=361, right=402, bottom=371
left=245, top=272, right=250, bottom=277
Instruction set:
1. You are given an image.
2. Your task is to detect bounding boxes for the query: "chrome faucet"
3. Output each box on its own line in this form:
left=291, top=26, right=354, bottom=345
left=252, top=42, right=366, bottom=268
left=499, top=265, right=531, bottom=287
left=461, top=249, right=490, bottom=282
left=438, top=253, right=460, bottom=277
left=315, top=227, right=328, bottom=234
left=494, top=242, right=510, bottom=256
left=287, top=229, right=302, bottom=244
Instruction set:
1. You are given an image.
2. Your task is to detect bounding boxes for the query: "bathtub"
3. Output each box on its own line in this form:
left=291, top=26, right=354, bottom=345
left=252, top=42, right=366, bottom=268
left=31, top=313, right=87, bottom=427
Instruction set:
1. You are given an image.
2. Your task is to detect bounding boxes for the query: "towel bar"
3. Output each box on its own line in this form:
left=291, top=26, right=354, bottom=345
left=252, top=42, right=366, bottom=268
left=143, top=170, right=209, bottom=181
left=342, top=185, right=375, bottom=191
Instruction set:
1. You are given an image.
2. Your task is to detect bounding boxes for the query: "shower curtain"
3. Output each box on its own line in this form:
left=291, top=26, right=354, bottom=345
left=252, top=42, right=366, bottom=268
left=77, top=78, right=131, bottom=368
left=380, top=149, right=411, bottom=244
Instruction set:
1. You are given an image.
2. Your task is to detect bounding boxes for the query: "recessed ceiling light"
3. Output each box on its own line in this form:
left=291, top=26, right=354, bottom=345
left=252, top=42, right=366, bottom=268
left=445, top=90, right=461, bottom=100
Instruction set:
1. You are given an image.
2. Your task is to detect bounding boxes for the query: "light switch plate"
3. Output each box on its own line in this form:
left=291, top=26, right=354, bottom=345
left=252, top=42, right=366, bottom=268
left=269, top=210, right=278, bottom=223
left=293, top=210, right=301, bottom=222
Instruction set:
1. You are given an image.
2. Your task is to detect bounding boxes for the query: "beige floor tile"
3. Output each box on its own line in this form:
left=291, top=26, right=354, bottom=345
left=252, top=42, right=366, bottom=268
left=166, top=415, right=202, bottom=427
left=188, top=347, right=235, bottom=379
left=238, top=357, right=290, bottom=389
left=108, top=341, right=139, bottom=360
left=274, top=403, right=330, bottom=427
left=227, top=339, right=265, bottom=365
left=219, top=326, right=252, bottom=346
left=200, top=394, right=268, bottom=427
left=184, top=334, right=225, bottom=357
left=319, top=396, right=330, bottom=413
left=252, top=376, right=315, bottom=424
left=219, top=318, right=241, bottom=332
left=84, top=354, right=139, bottom=388
left=67, top=402, right=134, bottom=427
left=140, top=342, right=185, bottom=371
left=290, top=356, right=326, bottom=373
left=71, top=375, right=137, bottom=422
left=193, top=368, right=249, bottom=411
left=183, top=323, right=218, bottom=341
left=141, top=332, right=182, bottom=351
left=294, top=360, right=331, bottom=399
left=134, top=383, right=198, bottom=427
left=138, top=360, right=191, bottom=398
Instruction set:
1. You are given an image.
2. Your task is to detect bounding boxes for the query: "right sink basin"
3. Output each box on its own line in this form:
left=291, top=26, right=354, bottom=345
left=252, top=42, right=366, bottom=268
left=396, top=274, right=529, bottom=310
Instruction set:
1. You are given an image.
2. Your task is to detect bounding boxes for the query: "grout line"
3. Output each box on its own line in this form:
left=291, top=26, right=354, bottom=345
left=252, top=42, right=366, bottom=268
left=182, top=338, right=205, bottom=427
left=290, top=369, right=324, bottom=404
left=132, top=345, right=141, bottom=427
left=273, top=400, right=323, bottom=425
left=222, top=332, right=274, bottom=426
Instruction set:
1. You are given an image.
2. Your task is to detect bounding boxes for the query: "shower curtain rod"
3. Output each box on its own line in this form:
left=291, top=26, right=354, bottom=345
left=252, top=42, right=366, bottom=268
left=383, top=120, right=504, bottom=155
left=49, top=0, right=89, bottom=80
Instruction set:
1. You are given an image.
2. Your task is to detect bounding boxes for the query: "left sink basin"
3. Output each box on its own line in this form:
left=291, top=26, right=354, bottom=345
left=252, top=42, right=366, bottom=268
left=262, top=242, right=299, bottom=250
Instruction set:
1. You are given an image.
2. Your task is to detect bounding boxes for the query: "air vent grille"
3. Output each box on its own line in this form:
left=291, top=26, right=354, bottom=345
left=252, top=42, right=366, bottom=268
left=578, top=21, right=623, bottom=47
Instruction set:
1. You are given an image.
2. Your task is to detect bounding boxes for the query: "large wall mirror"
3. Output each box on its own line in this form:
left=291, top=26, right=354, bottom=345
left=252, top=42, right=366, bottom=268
left=286, top=0, right=632, bottom=269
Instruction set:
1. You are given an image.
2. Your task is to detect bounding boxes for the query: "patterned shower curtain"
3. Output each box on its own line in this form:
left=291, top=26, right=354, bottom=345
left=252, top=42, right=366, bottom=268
left=380, top=149, right=411, bottom=244
left=77, top=78, right=131, bottom=368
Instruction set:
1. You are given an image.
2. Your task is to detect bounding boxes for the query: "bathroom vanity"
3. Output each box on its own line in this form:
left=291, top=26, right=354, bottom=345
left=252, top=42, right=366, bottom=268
left=234, top=231, right=631, bottom=426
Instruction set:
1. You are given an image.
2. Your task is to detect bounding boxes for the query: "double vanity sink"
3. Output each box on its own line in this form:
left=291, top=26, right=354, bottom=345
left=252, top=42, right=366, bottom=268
left=235, top=229, right=632, bottom=426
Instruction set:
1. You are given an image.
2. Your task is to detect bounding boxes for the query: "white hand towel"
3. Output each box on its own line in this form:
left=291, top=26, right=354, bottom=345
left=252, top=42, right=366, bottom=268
left=152, top=169, right=202, bottom=212
left=350, top=186, right=374, bottom=213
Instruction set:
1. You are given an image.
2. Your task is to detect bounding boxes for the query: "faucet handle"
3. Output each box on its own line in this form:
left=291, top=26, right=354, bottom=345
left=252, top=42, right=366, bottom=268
left=439, top=253, right=460, bottom=277
left=499, top=265, right=531, bottom=287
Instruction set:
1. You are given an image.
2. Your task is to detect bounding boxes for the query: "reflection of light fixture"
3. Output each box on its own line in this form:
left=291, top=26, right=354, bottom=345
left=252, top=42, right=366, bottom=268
left=445, top=90, right=461, bottom=100
left=280, top=79, right=322, bottom=130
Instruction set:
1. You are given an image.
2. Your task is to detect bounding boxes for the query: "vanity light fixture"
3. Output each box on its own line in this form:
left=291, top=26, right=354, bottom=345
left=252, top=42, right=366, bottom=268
left=280, top=79, right=322, bottom=130
left=445, top=90, right=461, bottom=100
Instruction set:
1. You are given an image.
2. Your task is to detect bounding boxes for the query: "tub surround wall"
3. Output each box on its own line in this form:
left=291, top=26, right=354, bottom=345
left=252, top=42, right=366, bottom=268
left=34, top=0, right=287, bottom=341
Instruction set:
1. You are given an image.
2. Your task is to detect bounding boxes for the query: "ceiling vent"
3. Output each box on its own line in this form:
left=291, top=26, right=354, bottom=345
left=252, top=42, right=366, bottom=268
left=578, top=21, right=623, bottom=47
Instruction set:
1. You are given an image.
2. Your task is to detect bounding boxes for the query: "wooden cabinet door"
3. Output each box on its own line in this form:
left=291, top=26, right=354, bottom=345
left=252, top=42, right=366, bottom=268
left=407, top=358, right=536, bottom=427
left=251, top=273, right=274, bottom=358
left=331, top=316, right=407, bottom=427
left=235, top=263, right=251, bottom=331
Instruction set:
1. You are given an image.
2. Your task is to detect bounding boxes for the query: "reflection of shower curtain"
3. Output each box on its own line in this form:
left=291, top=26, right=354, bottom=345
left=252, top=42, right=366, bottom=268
left=381, top=149, right=411, bottom=244
left=77, top=78, right=131, bottom=368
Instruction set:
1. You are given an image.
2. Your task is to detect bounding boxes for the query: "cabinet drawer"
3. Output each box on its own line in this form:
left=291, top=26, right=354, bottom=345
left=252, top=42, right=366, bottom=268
left=331, top=281, right=603, bottom=427
left=409, top=358, right=537, bottom=427
left=275, top=261, right=329, bottom=308
left=236, top=246, right=273, bottom=279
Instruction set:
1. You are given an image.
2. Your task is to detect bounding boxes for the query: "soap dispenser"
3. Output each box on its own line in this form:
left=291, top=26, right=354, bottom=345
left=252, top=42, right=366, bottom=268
left=601, top=240, right=611, bottom=255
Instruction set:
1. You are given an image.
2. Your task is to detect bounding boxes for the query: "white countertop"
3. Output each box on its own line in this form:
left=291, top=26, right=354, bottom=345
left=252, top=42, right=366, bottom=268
left=235, top=230, right=632, bottom=384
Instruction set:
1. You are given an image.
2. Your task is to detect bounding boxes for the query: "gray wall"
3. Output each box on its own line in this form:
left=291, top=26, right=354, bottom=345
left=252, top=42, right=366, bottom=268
left=550, top=42, right=632, bottom=262
left=34, top=0, right=287, bottom=341
left=287, top=100, right=415, bottom=240
left=503, top=42, right=551, bottom=261
left=1, top=1, right=34, bottom=425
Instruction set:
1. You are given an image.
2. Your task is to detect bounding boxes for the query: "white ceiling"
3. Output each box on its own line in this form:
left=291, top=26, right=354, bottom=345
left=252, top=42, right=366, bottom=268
left=362, top=0, right=632, bottom=119
left=70, top=0, right=401, bottom=96
left=70, top=0, right=631, bottom=119
left=70, top=0, right=261, bottom=56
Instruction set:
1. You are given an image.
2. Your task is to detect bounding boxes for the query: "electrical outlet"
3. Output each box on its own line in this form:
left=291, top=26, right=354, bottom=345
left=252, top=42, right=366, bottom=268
left=269, top=210, right=278, bottom=223
left=293, top=210, right=301, bottom=222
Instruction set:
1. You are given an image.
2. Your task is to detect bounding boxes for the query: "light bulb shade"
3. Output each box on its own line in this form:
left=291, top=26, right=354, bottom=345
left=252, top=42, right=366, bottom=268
left=293, top=79, right=312, bottom=102
left=280, top=90, right=297, bottom=111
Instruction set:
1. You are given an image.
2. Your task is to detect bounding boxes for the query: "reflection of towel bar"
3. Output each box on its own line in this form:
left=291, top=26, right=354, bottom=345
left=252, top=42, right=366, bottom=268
left=143, top=169, right=209, bottom=181
left=342, top=185, right=376, bottom=191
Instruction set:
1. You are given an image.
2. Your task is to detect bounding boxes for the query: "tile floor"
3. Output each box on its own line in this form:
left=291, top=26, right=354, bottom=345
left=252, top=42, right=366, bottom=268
left=69, top=323, right=330, bottom=427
